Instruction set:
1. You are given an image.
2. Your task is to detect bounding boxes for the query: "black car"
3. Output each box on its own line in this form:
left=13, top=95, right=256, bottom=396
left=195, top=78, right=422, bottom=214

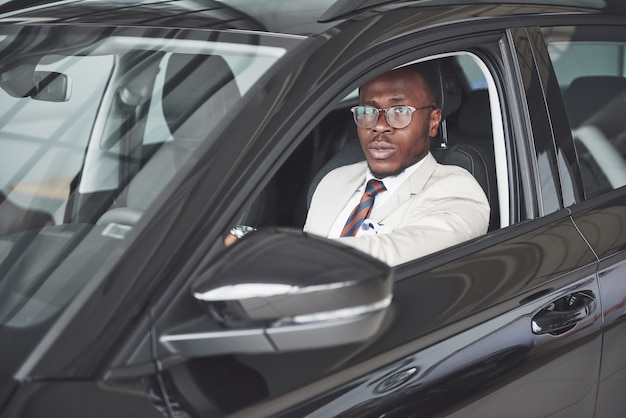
left=0, top=0, right=625, bottom=416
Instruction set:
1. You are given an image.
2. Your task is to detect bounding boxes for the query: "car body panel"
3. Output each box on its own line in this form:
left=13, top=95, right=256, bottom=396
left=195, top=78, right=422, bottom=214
left=571, top=192, right=626, bottom=417
left=235, top=212, right=601, bottom=416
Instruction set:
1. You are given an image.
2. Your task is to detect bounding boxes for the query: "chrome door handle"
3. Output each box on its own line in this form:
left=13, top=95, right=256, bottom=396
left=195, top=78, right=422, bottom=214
left=532, top=291, right=596, bottom=336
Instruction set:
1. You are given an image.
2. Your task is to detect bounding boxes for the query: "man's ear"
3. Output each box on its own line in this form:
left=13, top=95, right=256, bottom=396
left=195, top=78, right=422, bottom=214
left=429, top=108, right=442, bottom=137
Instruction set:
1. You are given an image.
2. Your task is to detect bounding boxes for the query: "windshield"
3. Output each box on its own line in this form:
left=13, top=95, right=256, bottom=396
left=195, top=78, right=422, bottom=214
left=0, top=24, right=298, bottom=365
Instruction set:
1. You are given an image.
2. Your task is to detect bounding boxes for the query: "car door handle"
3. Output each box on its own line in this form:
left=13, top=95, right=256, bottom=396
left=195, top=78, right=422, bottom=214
left=531, top=291, right=596, bottom=336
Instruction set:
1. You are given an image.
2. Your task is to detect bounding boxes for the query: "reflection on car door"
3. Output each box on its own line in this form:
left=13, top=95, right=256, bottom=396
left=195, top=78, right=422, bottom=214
left=283, top=216, right=601, bottom=417
left=573, top=195, right=626, bottom=417
left=541, top=24, right=626, bottom=416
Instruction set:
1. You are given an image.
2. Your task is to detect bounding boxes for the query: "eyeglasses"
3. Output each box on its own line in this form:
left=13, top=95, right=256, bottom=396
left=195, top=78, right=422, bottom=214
left=351, top=105, right=434, bottom=129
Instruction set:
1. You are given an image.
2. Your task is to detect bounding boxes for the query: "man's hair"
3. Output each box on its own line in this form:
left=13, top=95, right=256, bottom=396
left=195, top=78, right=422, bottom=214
left=359, top=60, right=442, bottom=108
left=403, top=61, right=441, bottom=109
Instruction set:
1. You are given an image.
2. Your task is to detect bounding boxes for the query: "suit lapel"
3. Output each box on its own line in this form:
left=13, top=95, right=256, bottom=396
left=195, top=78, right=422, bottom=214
left=316, top=162, right=367, bottom=234
left=374, top=153, right=437, bottom=221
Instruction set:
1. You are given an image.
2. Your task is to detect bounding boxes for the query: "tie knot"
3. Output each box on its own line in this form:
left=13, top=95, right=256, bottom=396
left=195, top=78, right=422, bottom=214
left=366, top=179, right=386, bottom=197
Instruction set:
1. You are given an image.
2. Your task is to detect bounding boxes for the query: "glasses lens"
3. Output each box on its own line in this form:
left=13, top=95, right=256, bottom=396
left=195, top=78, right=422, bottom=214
left=386, top=106, right=413, bottom=129
left=352, top=106, right=378, bottom=128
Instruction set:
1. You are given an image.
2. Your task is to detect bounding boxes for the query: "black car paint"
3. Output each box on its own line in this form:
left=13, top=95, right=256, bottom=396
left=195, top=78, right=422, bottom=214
left=0, top=0, right=625, bottom=417
left=236, top=206, right=600, bottom=416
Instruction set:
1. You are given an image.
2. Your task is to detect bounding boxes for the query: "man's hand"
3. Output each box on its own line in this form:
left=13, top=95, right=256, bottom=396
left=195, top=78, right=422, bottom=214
left=224, top=225, right=257, bottom=247
left=224, top=233, right=238, bottom=247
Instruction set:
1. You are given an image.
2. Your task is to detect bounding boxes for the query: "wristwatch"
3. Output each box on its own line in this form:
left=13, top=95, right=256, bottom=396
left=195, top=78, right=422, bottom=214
left=229, top=225, right=257, bottom=239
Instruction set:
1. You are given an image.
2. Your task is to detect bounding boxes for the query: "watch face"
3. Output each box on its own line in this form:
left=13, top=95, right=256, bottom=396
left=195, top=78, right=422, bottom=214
left=231, top=225, right=256, bottom=238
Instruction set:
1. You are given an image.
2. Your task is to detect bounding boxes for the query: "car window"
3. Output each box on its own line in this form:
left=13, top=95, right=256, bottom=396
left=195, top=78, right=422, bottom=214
left=0, top=25, right=297, bottom=336
left=0, top=54, right=113, bottom=224
left=237, top=51, right=507, bottom=265
left=142, top=52, right=280, bottom=146
left=542, top=26, right=626, bottom=199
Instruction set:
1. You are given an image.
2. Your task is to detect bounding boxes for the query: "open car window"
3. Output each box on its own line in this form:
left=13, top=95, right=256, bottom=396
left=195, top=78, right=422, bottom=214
left=235, top=52, right=507, bottom=269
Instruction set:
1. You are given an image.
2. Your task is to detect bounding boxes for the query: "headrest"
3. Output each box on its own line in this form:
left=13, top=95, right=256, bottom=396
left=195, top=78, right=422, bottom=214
left=458, top=89, right=492, bottom=138
left=162, top=53, right=241, bottom=149
left=563, top=76, right=626, bottom=128
left=428, top=57, right=462, bottom=148
left=406, top=58, right=462, bottom=119
left=435, top=58, right=462, bottom=120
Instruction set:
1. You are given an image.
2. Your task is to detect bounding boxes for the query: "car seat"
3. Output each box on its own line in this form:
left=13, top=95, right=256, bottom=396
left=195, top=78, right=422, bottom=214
left=444, top=89, right=499, bottom=230
left=98, top=53, right=277, bottom=227
left=562, top=75, right=626, bottom=196
left=0, top=191, right=54, bottom=234
left=563, top=76, right=626, bottom=129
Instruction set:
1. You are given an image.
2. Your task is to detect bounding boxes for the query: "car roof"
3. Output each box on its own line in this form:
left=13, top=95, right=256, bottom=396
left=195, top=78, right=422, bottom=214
left=319, top=0, right=626, bottom=22
left=0, top=0, right=338, bottom=35
left=0, top=0, right=625, bottom=37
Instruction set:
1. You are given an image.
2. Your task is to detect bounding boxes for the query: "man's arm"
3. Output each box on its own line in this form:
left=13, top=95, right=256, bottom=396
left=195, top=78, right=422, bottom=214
left=336, top=196, right=489, bottom=266
left=323, top=166, right=490, bottom=266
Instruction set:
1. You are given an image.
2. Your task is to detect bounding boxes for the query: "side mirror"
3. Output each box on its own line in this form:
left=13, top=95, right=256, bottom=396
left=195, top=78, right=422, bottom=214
left=160, top=229, right=393, bottom=357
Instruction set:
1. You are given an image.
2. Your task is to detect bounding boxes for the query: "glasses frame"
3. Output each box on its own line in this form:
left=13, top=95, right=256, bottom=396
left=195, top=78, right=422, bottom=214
left=350, top=104, right=435, bottom=129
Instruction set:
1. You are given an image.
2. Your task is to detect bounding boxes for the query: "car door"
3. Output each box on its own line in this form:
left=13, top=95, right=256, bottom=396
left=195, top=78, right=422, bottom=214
left=137, top=20, right=602, bottom=417
left=540, top=23, right=626, bottom=417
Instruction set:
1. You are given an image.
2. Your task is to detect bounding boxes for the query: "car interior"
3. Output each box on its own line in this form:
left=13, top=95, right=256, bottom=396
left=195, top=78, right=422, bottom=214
left=243, top=54, right=500, bottom=235
left=95, top=53, right=244, bottom=229
left=0, top=47, right=500, bottom=248
left=542, top=26, right=626, bottom=200
left=4, top=26, right=626, bottom=275
left=562, top=75, right=626, bottom=198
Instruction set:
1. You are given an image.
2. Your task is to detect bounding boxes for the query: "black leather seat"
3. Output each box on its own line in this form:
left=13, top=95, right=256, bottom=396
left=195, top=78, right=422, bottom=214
left=440, top=89, right=499, bottom=230
left=124, top=53, right=243, bottom=211
left=561, top=75, right=626, bottom=197
left=563, top=76, right=626, bottom=129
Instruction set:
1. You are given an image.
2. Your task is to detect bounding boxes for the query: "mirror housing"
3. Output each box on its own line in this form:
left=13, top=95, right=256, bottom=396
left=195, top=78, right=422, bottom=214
left=160, top=229, right=393, bottom=356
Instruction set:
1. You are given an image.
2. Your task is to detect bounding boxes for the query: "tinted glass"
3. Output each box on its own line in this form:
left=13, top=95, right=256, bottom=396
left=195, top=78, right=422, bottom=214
left=0, top=24, right=296, bottom=371
left=542, top=26, right=626, bottom=198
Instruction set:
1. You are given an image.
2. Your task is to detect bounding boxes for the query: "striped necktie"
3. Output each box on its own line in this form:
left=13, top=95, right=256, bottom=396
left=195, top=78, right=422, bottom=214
left=340, top=179, right=386, bottom=237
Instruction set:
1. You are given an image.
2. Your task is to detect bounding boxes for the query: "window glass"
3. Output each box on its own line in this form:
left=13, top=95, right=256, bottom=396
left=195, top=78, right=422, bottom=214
left=0, top=55, right=113, bottom=223
left=234, top=53, right=505, bottom=268
left=143, top=53, right=278, bottom=145
left=0, top=24, right=295, bottom=349
left=457, top=54, right=489, bottom=90
left=542, top=26, right=626, bottom=198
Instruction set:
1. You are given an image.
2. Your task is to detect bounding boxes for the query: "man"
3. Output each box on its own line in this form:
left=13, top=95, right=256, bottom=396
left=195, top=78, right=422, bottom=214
left=303, top=63, right=490, bottom=266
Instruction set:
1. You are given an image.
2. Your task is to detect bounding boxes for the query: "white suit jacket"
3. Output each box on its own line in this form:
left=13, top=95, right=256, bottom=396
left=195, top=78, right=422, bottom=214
left=303, top=153, right=490, bottom=266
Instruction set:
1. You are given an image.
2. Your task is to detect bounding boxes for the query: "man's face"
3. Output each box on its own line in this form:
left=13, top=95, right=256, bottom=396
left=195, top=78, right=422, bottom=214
left=357, top=69, right=441, bottom=178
